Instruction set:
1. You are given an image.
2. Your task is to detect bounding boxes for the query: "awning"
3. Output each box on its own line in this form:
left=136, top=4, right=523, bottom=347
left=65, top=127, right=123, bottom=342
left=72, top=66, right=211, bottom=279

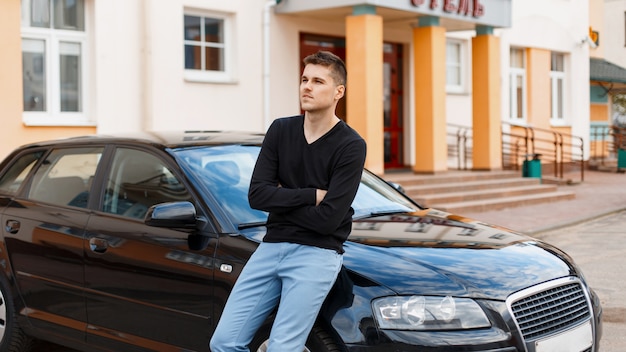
left=590, top=58, right=626, bottom=95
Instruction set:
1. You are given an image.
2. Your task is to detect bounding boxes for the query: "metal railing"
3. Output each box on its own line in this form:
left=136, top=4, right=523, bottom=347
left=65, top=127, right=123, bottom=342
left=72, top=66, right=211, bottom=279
left=501, top=122, right=585, bottom=182
left=446, top=124, right=472, bottom=170
left=617, top=126, right=626, bottom=149
left=590, top=124, right=626, bottom=165
left=447, top=122, right=585, bottom=182
left=590, top=124, right=613, bottom=165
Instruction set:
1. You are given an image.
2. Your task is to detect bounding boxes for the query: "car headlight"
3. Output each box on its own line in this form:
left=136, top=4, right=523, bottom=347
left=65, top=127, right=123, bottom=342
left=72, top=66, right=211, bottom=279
left=372, top=296, right=491, bottom=330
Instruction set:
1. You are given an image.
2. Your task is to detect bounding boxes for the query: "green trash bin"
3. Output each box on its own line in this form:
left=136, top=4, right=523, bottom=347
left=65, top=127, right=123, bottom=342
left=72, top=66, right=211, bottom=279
left=618, top=149, right=626, bottom=169
left=522, top=154, right=542, bottom=178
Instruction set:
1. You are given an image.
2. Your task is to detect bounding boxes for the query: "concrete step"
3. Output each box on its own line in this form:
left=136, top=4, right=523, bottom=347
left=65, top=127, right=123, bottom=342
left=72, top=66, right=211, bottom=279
left=382, top=170, right=576, bottom=213
left=401, top=177, right=540, bottom=197
left=413, top=184, right=559, bottom=205
left=385, top=170, right=520, bottom=187
left=432, top=191, right=576, bottom=214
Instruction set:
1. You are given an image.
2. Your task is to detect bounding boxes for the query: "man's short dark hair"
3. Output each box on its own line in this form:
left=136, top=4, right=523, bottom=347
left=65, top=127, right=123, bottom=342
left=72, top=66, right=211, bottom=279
left=303, top=51, right=347, bottom=87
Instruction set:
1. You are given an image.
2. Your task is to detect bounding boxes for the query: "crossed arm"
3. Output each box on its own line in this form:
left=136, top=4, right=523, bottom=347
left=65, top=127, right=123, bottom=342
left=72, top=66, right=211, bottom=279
left=248, top=126, right=366, bottom=235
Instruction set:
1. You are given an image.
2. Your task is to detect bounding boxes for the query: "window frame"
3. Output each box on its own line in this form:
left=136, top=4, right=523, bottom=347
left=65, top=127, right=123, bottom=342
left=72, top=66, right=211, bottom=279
left=25, top=147, right=103, bottom=209
left=0, top=150, right=45, bottom=196
left=509, top=47, right=527, bottom=122
left=20, top=0, right=92, bottom=127
left=550, top=52, right=567, bottom=125
left=183, top=9, right=236, bottom=84
left=102, top=147, right=192, bottom=219
left=445, top=38, right=467, bottom=94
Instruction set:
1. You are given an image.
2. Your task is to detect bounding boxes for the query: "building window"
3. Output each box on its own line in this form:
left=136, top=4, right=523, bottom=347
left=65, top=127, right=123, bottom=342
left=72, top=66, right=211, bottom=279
left=509, top=48, right=526, bottom=121
left=550, top=52, right=565, bottom=124
left=21, top=0, right=90, bottom=126
left=183, top=11, right=234, bottom=83
left=446, top=39, right=466, bottom=93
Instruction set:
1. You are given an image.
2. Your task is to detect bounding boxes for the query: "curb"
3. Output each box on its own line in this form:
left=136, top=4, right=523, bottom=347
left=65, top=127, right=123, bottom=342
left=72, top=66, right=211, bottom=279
left=526, top=206, right=626, bottom=237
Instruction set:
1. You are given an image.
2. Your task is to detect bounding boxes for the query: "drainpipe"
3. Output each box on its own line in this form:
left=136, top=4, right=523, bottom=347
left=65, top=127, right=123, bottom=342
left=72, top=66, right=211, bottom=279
left=263, top=0, right=277, bottom=130
left=141, top=0, right=152, bottom=132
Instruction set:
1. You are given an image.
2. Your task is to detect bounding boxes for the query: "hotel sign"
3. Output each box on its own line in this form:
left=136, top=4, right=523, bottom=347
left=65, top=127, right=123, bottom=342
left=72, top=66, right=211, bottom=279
left=275, top=0, right=512, bottom=28
left=404, top=0, right=511, bottom=27
left=410, top=0, right=484, bottom=18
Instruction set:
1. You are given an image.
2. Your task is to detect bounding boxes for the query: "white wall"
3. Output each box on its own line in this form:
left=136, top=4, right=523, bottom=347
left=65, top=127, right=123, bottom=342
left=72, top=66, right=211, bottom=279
left=603, top=0, right=626, bottom=68
left=150, top=0, right=266, bottom=133
left=500, top=0, right=591, bottom=155
left=93, top=0, right=145, bottom=133
left=92, top=0, right=593, bottom=160
left=95, top=0, right=270, bottom=135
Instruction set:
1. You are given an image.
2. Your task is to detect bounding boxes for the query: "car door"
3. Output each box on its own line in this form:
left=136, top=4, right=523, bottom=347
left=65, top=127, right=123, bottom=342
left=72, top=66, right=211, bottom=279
left=84, top=147, right=218, bottom=351
left=0, top=147, right=103, bottom=341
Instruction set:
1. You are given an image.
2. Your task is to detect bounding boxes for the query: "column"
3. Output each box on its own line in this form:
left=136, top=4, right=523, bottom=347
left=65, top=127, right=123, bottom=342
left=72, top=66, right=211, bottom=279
left=526, top=48, right=551, bottom=129
left=472, top=25, right=502, bottom=170
left=346, top=5, right=384, bottom=175
left=412, top=16, right=447, bottom=174
left=0, top=0, right=25, bottom=158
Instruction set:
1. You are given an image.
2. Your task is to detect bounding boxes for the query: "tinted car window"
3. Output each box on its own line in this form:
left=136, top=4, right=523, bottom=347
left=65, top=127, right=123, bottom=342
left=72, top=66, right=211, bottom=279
left=175, top=145, right=267, bottom=225
left=0, top=150, right=45, bottom=195
left=174, top=145, right=415, bottom=227
left=103, top=148, right=191, bottom=219
left=27, top=147, right=103, bottom=208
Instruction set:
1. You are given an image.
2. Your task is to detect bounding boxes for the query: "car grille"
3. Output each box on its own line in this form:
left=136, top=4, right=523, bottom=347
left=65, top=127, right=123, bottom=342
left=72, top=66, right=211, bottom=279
left=509, top=280, right=591, bottom=341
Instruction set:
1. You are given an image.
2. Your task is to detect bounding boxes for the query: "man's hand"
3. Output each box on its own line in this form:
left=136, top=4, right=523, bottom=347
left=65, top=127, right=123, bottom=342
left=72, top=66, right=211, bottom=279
left=316, top=189, right=327, bottom=206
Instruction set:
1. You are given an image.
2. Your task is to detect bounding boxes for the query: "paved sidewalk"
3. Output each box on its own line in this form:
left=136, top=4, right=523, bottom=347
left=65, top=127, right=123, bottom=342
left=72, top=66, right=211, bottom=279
left=460, top=170, right=626, bottom=235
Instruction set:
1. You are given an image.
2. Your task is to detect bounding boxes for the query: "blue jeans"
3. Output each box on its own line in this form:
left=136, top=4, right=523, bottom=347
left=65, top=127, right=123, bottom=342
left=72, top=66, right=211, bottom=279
left=210, top=242, right=343, bottom=352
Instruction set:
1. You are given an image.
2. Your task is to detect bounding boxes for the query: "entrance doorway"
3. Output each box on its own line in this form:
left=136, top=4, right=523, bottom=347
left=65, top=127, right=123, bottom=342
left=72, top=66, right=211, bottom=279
left=383, top=43, right=404, bottom=169
left=299, top=33, right=405, bottom=169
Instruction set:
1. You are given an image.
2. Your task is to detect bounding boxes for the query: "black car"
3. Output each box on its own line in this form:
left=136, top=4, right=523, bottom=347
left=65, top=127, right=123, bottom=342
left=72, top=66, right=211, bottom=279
left=0, top=131, right=601, bottom=352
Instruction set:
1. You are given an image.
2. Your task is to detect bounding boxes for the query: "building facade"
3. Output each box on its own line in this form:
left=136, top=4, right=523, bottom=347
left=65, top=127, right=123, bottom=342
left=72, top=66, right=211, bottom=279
left=587, top=0, right=626, bottom=161
left=1, top=0, right=596, bottom=176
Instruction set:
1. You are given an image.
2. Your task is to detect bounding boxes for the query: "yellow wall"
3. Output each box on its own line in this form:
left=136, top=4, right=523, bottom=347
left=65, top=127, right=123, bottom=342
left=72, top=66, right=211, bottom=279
left=346, top=14, right=384, bottom=175
left=589, top=103, right=610, bottom=158
left=0, top=0, right=24, bottom=158
left=526, top=48, right=551, bottom=129
left=412, top=25, right=447, bottom=174
left=590, top=104, right=609, bottom=122
left=0, top=0, right=95, bottom=160
left=472, top=33, right=502, bottom=170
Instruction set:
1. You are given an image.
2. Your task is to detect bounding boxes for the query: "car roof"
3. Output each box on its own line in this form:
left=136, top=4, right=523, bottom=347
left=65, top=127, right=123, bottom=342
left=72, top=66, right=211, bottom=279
left=18, top=131, right=267, bottom=150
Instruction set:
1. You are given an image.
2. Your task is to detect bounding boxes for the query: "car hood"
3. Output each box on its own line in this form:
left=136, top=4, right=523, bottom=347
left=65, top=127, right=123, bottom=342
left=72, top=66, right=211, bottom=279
left=343, top=209, right=577, bottom=301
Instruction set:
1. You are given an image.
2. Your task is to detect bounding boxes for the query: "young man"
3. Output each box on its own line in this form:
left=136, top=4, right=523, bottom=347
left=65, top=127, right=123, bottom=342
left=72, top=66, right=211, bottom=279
left=209, top=51, right=366, bottom=351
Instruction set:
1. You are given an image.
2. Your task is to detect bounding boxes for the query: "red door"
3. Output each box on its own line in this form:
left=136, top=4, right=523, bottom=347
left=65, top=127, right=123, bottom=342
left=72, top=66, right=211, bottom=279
left=299, top=33, right=404, bottom=168
left=383, top=43, right=404, bottom=169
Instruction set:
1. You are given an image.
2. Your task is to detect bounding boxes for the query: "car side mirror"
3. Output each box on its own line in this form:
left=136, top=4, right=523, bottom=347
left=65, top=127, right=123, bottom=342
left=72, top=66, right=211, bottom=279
left=144, top=201, right=198, bottom=229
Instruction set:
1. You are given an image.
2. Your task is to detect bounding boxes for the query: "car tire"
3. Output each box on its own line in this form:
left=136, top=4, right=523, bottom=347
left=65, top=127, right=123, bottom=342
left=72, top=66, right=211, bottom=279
left=251, top=325, right=341, bottom=352
left=305, top=326, right=342, bottom=352
left=0, top=277, right=35, bottom=352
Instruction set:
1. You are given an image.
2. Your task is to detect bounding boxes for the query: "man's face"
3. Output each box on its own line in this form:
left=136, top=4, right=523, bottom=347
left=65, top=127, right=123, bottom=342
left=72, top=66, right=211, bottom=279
left=300, top=64, right=345, bottom=114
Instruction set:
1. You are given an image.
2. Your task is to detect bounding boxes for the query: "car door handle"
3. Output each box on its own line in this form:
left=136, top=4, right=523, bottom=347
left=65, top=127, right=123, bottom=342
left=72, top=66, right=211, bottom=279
left=89, top=237, right=109, bottom=253
left=5, top=220, right=20, bottom=234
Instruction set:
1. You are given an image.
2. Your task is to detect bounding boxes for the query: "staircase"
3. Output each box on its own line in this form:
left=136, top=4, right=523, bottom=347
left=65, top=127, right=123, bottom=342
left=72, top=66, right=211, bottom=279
left=383, top=170, right=576, bottom=214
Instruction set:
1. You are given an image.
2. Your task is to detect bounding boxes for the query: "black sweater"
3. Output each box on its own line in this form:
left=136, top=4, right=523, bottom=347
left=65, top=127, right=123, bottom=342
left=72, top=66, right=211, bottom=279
left=248, top=115, right=367, bottom=253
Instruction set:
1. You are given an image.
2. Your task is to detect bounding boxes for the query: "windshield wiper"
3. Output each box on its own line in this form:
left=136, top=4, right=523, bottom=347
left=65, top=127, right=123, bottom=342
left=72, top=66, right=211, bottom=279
left=354, top=209, right=411, bottom=220
left=237, top=221, right=267, bottom=230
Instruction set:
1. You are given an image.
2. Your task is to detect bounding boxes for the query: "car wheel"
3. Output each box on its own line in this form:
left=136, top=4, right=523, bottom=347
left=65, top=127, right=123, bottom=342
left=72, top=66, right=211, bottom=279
left=252, top=326, right=341, bottom=352
left=0, top=278, right=34, bottom=352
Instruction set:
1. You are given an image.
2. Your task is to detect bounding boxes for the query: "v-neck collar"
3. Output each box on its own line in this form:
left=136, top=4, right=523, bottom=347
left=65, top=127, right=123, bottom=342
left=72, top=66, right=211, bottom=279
left=301, top=116, right=343, bottom=146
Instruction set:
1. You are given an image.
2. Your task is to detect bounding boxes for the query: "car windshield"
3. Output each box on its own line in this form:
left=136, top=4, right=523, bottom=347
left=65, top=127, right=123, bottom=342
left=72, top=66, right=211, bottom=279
left=174, top=145, right=416, bottom=227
